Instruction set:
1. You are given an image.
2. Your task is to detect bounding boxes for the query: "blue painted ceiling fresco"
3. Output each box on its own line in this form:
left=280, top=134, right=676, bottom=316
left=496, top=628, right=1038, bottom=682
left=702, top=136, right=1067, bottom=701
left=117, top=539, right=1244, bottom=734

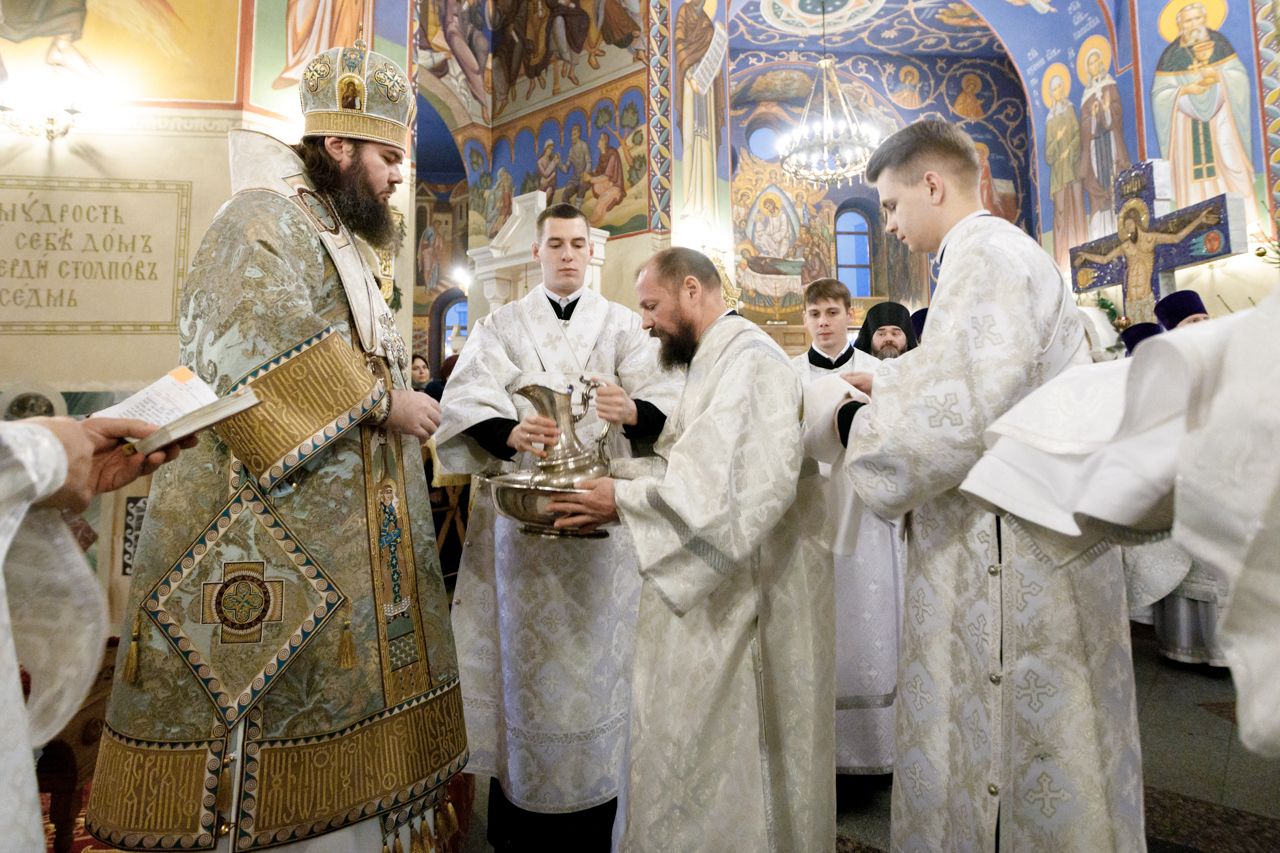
left=729, top=0, right=1007, bottom=57
left=415, top=94, right=467, bottom=187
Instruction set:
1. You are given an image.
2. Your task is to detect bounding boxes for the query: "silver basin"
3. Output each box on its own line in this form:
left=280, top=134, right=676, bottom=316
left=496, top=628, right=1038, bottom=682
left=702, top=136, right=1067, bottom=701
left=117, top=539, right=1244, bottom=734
left=485, top=471, right=609, bottom=538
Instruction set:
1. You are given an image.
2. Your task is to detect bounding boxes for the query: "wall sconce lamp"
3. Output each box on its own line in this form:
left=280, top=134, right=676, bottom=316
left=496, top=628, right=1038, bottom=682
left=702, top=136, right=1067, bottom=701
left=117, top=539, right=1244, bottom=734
left=1, top=102, right=80, bottom=141
left=0, top=56, right=89, bottom=142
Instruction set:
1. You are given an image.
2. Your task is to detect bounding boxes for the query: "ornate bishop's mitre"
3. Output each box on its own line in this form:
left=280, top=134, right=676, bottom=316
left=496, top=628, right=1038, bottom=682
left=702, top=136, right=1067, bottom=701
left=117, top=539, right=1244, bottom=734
left=298, top=39, right=413, bottom=152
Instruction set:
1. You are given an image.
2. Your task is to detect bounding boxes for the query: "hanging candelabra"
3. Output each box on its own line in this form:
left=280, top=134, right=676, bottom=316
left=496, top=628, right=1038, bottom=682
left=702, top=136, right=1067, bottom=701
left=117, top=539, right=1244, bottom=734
left=776, top=2, right=880, bottom=186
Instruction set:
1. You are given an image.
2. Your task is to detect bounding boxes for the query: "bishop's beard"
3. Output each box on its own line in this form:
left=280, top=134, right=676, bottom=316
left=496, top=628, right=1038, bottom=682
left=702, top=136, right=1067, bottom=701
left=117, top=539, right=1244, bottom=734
left=314, top=154, right=399, bottom=250
left=873, top=343, right=903, bottom=360
left=653, top=316, right=700, bottom=369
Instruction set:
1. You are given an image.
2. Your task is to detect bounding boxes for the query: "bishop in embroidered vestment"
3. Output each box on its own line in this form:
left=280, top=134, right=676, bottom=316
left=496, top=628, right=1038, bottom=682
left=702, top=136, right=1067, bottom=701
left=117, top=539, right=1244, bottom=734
left=86, top=41, right=466, bottom=853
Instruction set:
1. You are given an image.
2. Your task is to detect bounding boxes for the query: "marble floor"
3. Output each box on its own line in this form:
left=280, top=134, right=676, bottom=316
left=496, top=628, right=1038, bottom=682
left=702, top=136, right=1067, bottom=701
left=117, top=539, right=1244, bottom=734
left=834, top=624, right=1280, bottom=852
left=463, top=624, right=1280, bottom=852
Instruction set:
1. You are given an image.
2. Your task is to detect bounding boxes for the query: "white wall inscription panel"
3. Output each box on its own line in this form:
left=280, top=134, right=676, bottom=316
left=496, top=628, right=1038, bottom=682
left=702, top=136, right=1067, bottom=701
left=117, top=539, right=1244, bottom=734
left=0, top=176, right=192, bottom=335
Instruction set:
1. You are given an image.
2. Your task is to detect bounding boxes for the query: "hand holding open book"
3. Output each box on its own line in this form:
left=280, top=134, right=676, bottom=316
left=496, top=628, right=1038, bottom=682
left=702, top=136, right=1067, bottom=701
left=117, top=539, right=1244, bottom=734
left=31, top=416, right=194, bottom=512
left=92, top=366, right=260, bottom=455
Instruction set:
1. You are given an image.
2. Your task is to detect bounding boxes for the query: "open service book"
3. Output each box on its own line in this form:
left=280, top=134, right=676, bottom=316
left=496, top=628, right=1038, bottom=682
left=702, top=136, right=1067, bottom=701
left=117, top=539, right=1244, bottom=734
left=93, top=366, right=259, bottom=456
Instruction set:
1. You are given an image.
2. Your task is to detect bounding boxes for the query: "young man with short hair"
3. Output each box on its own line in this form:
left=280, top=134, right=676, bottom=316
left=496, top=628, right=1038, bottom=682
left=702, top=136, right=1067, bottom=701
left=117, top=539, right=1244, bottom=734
left=796, top=278, right=872, bottom=375
left=434, top=203, right=679, bottom=851
left=842, top=120, right=1143, bottom=851
left=793, top=278, right=907, bottom=782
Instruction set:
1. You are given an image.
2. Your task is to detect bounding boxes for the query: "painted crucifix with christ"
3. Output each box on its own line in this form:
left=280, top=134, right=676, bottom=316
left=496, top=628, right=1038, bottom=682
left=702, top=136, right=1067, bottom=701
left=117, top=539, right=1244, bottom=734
left=1069, top=160, right=1245, bottom=324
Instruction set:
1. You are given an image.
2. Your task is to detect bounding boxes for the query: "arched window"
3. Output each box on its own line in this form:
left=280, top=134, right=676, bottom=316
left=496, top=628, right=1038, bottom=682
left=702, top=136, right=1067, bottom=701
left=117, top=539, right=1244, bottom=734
left=428, top=287, right=468, bottom=375
left=835, top=208, right=872, bottom=297
left=443, top=299, right=469, bottom=357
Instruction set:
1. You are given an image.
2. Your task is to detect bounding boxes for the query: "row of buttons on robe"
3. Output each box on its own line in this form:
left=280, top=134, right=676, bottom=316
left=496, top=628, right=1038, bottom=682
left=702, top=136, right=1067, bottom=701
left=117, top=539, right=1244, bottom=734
left=988, top=562, right=1002, bottom=798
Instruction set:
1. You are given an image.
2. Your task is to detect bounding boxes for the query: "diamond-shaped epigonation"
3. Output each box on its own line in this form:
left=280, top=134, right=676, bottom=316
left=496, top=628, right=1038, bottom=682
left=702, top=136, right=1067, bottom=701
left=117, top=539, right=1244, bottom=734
left=143, top=486, right=344, bottom=726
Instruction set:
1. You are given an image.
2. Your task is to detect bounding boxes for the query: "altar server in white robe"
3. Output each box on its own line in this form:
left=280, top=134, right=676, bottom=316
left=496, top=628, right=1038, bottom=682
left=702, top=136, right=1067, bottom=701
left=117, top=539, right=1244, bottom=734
left=793, top=280, right=909, bottom=776
left=791, top=277, right=875, bottom=379
left=0, top=416, right=186, bottom=850
left=434, top=204, right=680, bottom=847
left=842, top=121, right=1144, bottom=851
left=550, top=247, right=835, bottom=852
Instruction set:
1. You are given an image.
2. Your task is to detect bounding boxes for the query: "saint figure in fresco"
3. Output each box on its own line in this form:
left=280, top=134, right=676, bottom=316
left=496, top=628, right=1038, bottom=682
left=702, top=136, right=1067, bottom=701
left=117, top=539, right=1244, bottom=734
left=274, top=0, right=373, bottom=89
left=752, top=196, right=795, bottom=259
left=537, top=141, right=562, bottom=200
left=892, top=65, right=923, bottom=109
left=1044, top=66, right=1087, bottom=268
left=675, top=0, right=726, bottom=222
left=562, top=123, right=593, bottom=206
left=1078, top=45, right=1131, bottom=238
left=485, top=167, right=514, bottom=237
left=974, top=141, right=1017, bottom=222
left=1150, top=1, right=1259, bottom=225
left=951, top=73, right=986, bottom=120
left=439, top=0, right=491, bottom=120
left=543, top=0, right=589, bottom=94
left=588, top=131, right=627, bottom=224
left=0, top=0, right=104, bottom=82
left=587, top=0, right=643, bottom=65
left=417, top=222, right=441, bottom=294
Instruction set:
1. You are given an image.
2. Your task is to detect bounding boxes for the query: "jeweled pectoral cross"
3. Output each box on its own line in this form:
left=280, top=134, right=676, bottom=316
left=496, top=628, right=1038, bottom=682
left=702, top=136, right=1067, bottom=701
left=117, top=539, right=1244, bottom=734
left=1069, top=160, right=1246, bottom=324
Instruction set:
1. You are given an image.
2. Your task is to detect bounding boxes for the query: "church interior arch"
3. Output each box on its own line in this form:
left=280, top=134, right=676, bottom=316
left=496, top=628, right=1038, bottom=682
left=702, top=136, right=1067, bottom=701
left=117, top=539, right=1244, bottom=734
left=412, top=92, right=471, bottom=371
left=725, top=0, right=1031, bottom=325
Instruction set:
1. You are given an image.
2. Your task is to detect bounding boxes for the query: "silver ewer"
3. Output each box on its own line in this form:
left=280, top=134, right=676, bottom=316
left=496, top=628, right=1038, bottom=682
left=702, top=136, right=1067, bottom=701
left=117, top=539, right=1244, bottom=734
left=485, top=376, right=611, bottom=538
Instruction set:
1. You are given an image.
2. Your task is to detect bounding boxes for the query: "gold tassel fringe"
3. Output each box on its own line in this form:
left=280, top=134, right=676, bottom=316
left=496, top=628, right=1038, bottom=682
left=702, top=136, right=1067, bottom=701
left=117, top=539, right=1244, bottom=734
left=122, top=612, right=142, bottom=685
left=338, top=602, right=356, bottom=670
left=422, top=813, right=439, bottom=853
left=214, top=756, right=235, bottom=826
left=445, top=800, right=459, bottom=837
left=410, top=819, right=426, bottom=853
left=392, top=834, right=404, bottom=853
left=437, top=800, right=459, bottom=850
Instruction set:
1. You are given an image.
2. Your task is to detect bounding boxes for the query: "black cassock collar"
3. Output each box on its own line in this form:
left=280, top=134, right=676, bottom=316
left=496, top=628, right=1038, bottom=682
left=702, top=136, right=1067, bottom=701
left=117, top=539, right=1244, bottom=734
left=808, top=344, right=853, bottom=370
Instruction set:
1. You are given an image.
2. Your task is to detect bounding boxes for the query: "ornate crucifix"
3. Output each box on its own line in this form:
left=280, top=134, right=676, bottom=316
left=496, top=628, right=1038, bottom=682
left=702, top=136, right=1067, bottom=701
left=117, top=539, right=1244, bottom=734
left=1069, top=160, right=1246, bottom=324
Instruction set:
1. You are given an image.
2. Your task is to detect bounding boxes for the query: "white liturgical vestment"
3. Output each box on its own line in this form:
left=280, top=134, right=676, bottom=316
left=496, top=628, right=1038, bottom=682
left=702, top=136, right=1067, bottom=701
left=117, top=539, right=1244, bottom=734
left=845, top=214, right=1145, bottom=852
left=613, top=314, right=835, bottom=852
left=792, top=349, right=905, bottom=774
left=0, top=423, right=107, bottom=852
left=963, top=284, right=1280, bottom=758
left=435, top=285, right=680, bottom=812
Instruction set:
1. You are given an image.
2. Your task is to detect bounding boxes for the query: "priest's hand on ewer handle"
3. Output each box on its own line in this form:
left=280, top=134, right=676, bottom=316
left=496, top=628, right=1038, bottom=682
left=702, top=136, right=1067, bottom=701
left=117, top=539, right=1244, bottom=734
left=548, top=477, right=619, bottom=533
left=32, top=416, right=195, bottom=513
left=386, top=389, right=442, bottom=440
left=592, top=381, right=638, bottom=426
left=841, top=371, right=874, bottom=396
left=507, top=415, right=561, bottom=459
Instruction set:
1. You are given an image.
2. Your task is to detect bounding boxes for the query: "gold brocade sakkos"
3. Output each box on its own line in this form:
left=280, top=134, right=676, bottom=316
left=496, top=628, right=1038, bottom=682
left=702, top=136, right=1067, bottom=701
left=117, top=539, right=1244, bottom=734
left=85, top=124, right=466, bottom=850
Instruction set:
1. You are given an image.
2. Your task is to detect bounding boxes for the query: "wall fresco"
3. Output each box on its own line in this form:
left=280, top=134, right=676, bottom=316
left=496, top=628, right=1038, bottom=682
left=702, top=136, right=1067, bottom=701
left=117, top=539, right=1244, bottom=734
left=460, top=75, right=650, bottom=239
left=0, top=0, right=238, bottom=104
left=727, top=49, right=1020, bottom=320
